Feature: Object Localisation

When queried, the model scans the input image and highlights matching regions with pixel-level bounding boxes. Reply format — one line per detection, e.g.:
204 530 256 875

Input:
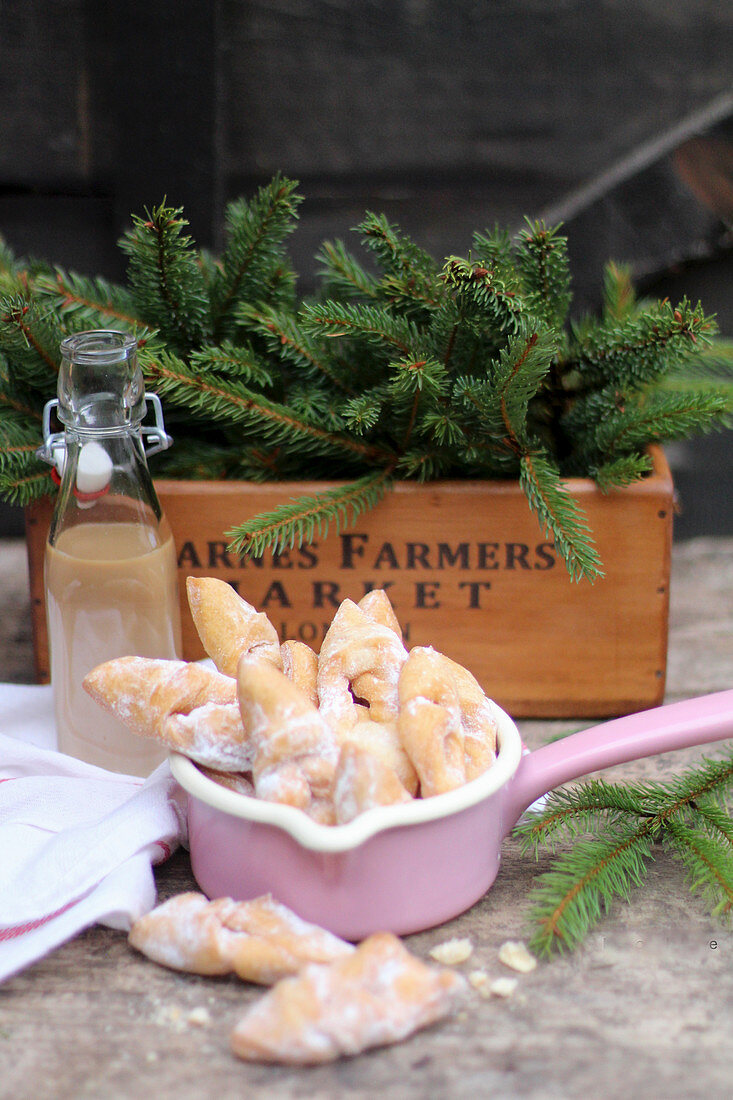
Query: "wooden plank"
89 1 223 249
223 1 733 180
0 0 88 185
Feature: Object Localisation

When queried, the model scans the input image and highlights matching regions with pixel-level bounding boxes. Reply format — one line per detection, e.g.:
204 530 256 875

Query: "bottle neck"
48 425 165 547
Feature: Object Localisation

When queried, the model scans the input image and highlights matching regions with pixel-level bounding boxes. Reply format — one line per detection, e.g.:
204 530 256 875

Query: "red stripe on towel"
0 899 79 942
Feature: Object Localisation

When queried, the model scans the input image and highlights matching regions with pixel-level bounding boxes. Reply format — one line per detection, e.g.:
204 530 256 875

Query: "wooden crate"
25 446 674 717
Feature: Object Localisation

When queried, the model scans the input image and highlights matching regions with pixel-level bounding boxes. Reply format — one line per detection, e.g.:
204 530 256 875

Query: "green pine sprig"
514 747 733 956
120 201 210 353
209 173 302 340
226 470 392 557
520 451 604 581
32 269 150 336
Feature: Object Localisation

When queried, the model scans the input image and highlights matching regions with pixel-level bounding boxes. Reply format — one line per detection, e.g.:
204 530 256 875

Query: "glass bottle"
38 330 182 776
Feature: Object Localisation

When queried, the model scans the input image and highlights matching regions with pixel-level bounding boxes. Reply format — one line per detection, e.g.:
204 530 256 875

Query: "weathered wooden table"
0 536 731 1100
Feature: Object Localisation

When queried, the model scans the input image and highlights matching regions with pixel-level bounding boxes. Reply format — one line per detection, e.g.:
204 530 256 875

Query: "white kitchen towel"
0 684 187 984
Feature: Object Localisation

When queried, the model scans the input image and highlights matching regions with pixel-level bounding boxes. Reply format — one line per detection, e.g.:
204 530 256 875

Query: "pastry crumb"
428 937 474 965
498 940 537 973
489 976 518 998
468 968 490 991
151 1003 186 1031
468 970 518 999
187 1006 212 1027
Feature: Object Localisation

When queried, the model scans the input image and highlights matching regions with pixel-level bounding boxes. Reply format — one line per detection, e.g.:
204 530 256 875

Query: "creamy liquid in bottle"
45 519 181 776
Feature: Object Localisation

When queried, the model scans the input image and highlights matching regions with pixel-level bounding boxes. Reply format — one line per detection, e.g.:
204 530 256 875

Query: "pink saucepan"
170 690 733 941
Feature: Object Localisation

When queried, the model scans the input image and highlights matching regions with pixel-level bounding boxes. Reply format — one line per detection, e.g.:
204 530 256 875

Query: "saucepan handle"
501 689 733 837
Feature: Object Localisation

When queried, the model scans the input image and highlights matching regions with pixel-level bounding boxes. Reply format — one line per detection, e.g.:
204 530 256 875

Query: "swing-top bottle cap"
58 330 146 430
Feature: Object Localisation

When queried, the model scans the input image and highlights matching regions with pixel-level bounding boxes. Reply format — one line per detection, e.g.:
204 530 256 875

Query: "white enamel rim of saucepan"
169 701 524 854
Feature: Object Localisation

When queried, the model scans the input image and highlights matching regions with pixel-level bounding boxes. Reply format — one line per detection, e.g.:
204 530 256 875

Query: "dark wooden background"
1 0 731 537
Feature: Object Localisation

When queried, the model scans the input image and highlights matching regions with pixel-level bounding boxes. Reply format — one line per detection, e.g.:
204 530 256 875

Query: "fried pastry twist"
317 598 408 731
82 656 252 771
230 931 467 1064
237 656 340 822
333 743 413 824
316 596 417 793
279 639 318 707
397 646 498 796
186 576 282 676
128 892 353 984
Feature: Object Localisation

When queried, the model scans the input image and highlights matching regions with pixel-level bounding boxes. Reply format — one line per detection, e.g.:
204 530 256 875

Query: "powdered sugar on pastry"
165 702 255 771
230 931 467 1064
129 892 353 984
219 894 353 982
280 639 318 707
334 743 413 823
399 696 466 797
340 714 418 794
186 576 282 676
358 589 403 639
129 892 234 975
237 656 340 817
317 598 408 736
83 656 254 771
397 646 497 795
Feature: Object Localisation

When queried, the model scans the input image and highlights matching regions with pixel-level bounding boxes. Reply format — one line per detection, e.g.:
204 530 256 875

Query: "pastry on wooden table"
230 931 466 1064
129 892 353 984
83 656 253 771
186 576 282 676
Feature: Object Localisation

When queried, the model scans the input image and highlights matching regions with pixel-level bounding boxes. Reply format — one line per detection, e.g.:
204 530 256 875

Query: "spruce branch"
239 303 355 394
589 451 654 493
516 778 652 851
515 746 733 955
0 465 54 505
570 297 717 390
210 174 302 339
602 261 636 323
226 470 392 557
0 178 729 580
357 213 443 319
514 219 572 330
665 820 733 919
188 342 274 388
471 225 515 272
340 391 384 435
520 451 604 582
316 238 379 301
494 324 556 445
0 296 63 386
358 211 438 284
592 391 729 457
32 269 149 334
120 201 210 353
140 348 394 467
521 825 655 956
440 255 525 337
300 300 420 357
